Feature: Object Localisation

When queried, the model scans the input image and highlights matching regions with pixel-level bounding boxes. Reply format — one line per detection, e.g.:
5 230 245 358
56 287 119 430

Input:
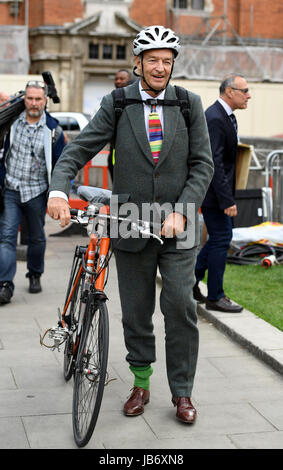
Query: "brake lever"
139 229 163 245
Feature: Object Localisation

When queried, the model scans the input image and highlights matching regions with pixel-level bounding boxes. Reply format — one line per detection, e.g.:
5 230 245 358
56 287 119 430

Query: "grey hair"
25 81 48 97
219 73 245 95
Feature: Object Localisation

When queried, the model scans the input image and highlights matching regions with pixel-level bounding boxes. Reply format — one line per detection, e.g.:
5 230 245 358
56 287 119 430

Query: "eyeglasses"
231 87 249 94
25 81 48 92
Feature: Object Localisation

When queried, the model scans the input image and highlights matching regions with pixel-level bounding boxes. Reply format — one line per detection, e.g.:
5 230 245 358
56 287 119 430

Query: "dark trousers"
195 207 232 301
115 238 199 397
0 189 47 290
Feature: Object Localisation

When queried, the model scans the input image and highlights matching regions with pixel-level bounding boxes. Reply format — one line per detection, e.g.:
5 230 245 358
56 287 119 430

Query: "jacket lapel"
215 100 238 143
157 85 179 167
124 81 154 166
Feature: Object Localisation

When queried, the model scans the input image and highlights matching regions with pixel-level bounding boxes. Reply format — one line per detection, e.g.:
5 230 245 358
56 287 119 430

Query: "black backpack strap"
111 87 126 142
174 85 191 133
111 85 191 146
111 88 143 143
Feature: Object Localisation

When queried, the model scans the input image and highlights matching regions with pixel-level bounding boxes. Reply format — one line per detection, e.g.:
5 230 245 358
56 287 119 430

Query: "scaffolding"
172 0 283 82
0 25 30 74
173 45 283 82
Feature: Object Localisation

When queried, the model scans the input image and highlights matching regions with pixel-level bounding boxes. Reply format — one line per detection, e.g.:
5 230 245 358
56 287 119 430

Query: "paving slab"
0 216 283 450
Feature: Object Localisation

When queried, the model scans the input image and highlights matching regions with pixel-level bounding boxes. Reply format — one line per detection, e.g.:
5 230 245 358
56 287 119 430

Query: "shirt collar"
139 80 166 102
218 97 233 116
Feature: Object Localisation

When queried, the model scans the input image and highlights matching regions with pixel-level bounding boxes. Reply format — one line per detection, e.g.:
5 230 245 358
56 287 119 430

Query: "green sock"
129 365 153 391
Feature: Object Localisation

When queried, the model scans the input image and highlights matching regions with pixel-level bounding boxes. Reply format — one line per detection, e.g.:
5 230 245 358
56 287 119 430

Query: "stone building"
29 8 141 115
1 0 283 113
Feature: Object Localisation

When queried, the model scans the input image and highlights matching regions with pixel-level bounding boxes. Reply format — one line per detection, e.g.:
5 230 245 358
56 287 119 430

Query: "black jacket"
202 100 238 210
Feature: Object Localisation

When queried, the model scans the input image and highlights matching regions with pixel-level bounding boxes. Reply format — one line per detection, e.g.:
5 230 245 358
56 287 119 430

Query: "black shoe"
193 283 207 303
29 275 42 294
0 283 13 304
206 296 243 313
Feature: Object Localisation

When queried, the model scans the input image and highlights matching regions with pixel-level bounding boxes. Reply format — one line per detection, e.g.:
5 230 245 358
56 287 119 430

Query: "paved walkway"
0 216 283 450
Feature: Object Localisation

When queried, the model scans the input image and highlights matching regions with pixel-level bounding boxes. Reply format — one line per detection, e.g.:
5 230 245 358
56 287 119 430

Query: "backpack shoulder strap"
111 85 191 144
112 87 126 119
111 87 126 146
174 85 191 132
111 88 144 143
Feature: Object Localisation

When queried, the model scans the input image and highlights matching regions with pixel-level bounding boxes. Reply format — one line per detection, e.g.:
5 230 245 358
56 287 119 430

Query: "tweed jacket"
49 80 214 252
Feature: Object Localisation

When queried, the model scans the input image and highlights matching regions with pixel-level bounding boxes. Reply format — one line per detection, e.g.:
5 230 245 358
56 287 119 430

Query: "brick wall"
0 0 83 27
1 0 283 40
129 0 167 28
238 0 283 39
28 0 83 27
129 0 283 40
0 2 26 25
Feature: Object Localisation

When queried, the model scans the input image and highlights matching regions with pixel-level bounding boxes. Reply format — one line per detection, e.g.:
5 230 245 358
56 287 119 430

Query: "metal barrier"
265 150 283 223
69 150 110 209
83 150 109 189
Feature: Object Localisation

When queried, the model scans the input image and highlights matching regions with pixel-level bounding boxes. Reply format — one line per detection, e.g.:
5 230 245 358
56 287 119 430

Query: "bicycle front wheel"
72 298 109 447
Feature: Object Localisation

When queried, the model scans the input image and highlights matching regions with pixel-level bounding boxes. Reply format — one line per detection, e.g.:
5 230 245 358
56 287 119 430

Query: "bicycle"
41 185 163 447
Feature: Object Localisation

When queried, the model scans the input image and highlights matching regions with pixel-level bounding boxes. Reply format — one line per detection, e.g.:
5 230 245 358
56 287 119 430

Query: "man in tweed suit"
48 26 213 424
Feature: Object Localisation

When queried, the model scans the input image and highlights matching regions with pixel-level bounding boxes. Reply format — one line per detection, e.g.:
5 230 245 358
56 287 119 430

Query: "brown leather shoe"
172 397 197 424
123 387 150 416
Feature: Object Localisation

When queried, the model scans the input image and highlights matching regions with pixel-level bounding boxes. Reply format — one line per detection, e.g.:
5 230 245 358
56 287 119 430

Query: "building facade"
1 0 283 113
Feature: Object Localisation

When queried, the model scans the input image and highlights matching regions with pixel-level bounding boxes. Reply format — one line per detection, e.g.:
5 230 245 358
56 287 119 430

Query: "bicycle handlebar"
69 200 164 245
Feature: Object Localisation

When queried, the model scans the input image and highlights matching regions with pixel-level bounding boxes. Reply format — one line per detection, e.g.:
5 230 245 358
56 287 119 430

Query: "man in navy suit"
194 74 251 312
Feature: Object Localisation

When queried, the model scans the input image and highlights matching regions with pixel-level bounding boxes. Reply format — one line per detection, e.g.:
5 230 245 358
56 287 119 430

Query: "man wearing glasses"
193 73 251 312
0 81 65 303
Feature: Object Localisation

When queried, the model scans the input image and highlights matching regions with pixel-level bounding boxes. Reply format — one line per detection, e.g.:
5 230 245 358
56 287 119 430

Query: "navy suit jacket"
202 100 238 211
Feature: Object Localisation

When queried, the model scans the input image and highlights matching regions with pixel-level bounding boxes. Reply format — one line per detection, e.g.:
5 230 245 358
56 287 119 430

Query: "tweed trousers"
115 238 199 397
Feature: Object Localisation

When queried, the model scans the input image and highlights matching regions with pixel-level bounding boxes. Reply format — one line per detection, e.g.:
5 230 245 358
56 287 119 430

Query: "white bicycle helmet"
133 25 180 57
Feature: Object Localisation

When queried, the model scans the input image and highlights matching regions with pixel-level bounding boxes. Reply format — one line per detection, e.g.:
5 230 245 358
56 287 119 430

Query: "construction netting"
0 26 30 74
173 45 283 82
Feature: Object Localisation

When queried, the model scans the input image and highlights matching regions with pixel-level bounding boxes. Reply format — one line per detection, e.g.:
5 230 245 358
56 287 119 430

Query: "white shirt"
49 80 165 201
218 97 239 142
218 97 233 116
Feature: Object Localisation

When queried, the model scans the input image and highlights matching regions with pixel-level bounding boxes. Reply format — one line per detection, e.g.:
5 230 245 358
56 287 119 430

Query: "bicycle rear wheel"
72 298 109 447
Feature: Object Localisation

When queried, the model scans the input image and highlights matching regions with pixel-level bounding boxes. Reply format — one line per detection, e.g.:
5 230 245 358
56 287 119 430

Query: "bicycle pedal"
40 325 70 352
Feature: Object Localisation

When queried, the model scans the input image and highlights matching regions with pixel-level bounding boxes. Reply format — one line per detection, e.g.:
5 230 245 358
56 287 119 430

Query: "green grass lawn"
221 264 283 331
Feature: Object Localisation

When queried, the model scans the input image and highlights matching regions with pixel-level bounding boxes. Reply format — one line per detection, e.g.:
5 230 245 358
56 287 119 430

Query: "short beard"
26 109 42 118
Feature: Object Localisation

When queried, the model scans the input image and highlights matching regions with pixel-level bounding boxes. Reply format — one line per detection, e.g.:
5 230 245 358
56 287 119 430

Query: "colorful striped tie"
149 104 163 164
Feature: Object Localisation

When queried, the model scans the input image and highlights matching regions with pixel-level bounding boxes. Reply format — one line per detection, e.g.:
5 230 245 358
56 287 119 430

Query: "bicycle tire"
72 298 109 447
63 257 84 381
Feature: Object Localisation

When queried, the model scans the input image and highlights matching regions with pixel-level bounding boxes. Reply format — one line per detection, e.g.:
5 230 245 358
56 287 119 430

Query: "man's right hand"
224 204 237 217
47 197 71 227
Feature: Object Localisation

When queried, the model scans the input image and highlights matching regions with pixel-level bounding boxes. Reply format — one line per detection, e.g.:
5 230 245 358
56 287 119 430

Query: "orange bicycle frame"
61 204 110 328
